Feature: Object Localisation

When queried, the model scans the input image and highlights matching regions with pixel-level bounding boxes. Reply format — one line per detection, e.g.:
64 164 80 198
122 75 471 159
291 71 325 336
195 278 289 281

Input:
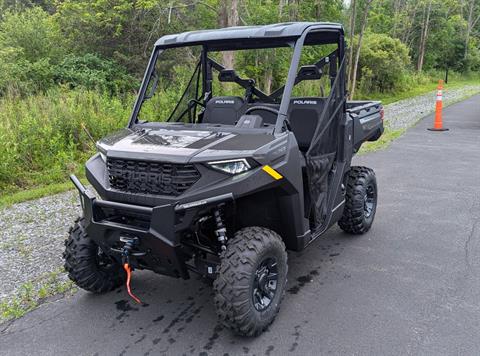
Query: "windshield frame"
128 26 344 136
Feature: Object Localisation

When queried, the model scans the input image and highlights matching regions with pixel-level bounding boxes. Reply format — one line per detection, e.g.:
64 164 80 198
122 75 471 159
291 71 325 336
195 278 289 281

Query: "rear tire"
64 217 125 293
213 227 288 336
338 166 377 234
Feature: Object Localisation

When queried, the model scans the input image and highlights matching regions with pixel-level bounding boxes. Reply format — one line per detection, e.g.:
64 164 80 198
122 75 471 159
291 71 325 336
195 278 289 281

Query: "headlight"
208 159 252 175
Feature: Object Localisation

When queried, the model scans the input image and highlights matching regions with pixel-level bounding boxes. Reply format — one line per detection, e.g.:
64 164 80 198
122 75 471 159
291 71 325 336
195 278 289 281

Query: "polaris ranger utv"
64 22 383 336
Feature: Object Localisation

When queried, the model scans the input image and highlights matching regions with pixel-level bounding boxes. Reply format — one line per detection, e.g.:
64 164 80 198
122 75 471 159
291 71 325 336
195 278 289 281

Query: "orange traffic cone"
428 80 449 131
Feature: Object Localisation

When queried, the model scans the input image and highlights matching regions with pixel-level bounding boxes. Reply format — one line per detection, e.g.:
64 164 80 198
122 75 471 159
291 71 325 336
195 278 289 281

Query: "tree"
350 0 374 99
219 0 239 68
358 33 410 92
347 0 357 92
0 6 66 94
464 0 480 60
417 0 433 71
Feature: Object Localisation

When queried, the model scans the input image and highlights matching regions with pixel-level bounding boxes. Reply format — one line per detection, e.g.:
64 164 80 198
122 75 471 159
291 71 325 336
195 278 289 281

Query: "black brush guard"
70 175 233 279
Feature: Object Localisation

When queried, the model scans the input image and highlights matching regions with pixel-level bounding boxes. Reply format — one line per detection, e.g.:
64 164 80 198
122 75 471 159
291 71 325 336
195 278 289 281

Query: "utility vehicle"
65 22 384 336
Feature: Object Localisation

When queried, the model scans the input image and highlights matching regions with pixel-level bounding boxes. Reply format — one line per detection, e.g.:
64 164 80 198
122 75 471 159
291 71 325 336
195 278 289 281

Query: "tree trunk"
417 0 432 72
289 0 299 20
264 68 273 94
416 3 427 71
392 0 402 37
219 0 239 68
263 50 273 94
401 1 419 45
350 0 373 100
347 0 357 93
279 0 288 17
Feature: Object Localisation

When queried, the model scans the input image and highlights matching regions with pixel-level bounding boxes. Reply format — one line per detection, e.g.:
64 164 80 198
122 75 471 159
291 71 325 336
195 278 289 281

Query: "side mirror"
297 65 322 81
218 69 238 82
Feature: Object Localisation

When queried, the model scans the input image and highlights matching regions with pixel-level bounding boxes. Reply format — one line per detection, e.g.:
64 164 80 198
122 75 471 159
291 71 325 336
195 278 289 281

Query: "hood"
97 127 275 163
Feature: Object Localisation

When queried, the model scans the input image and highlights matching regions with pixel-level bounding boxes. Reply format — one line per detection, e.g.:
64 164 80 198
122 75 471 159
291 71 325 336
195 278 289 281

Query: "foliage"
358 126 404 154
0 6 137 95
0 7 63 95
0 179 87 209
358 33 410 93
0 88 133 193
0 7 64 63
466 38 480 71
55 54 137 94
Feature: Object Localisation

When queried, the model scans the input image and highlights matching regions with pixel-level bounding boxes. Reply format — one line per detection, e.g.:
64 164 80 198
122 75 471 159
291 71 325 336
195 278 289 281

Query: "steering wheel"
187 99 206 122
188 99 206 108
245 106 279 116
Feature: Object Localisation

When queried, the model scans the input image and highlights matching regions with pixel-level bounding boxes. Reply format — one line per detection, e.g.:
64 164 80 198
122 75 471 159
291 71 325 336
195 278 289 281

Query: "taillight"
379 108 384 121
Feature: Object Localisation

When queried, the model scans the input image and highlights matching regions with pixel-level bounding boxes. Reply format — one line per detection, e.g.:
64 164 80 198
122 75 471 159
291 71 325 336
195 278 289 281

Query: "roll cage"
128 22 346 136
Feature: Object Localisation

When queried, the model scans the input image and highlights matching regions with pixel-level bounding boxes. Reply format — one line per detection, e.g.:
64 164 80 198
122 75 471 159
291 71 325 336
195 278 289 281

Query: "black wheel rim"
364 184 375 218
95 246 115 270
252 257 278 311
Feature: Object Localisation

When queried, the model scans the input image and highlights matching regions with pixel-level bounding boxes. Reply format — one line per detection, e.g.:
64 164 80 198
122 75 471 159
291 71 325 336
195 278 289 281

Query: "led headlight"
208 159 252 175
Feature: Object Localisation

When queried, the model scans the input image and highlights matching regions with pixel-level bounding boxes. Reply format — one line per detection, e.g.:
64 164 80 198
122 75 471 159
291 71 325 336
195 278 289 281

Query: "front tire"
338 166 377 234
63 217 125 293
213 227 288 336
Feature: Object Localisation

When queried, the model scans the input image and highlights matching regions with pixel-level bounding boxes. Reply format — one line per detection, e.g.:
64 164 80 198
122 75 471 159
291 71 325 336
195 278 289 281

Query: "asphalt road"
1 95 480 356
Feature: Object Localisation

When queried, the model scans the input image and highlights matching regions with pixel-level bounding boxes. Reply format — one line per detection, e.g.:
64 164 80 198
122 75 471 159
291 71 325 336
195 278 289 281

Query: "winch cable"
120 236 143 304
123 263 142 304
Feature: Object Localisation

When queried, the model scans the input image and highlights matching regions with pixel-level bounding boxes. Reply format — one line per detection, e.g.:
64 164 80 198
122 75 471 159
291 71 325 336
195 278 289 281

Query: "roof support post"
274 33 307 135
128 48 161 127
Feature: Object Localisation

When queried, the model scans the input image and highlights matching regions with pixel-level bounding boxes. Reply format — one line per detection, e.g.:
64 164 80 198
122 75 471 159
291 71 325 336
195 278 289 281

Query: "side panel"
347 101 384 151
236 132 311 251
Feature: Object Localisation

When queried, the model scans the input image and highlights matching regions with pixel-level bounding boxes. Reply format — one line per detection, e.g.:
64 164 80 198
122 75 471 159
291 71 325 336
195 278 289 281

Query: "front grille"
107 158 201 196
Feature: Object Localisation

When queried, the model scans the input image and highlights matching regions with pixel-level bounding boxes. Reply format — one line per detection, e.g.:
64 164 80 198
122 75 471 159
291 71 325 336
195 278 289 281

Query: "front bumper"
70 175 233 279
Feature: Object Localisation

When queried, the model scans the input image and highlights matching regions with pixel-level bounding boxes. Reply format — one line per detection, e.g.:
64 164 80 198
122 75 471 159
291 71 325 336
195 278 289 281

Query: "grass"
0 175 87 209
357 74 480 104
0 88 132 195
0 269 76 323
359 126 405 154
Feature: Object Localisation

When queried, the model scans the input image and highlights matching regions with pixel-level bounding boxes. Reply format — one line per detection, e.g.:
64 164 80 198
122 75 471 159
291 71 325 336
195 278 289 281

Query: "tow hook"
119 236 144 304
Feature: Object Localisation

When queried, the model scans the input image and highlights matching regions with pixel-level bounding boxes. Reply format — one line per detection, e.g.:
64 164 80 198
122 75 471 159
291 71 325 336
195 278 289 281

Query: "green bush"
0 7 137 96
0 7 65 63
358 33 410 93
0 7 64 95
54 53 138 94
466 39 480 72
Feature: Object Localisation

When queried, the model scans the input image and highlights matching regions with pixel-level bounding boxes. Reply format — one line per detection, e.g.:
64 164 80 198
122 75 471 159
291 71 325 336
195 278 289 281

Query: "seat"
202 96 245 125
287 97 326 152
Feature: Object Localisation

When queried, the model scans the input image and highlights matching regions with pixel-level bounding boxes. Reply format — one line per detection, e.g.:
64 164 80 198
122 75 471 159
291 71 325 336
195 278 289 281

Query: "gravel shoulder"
0 85 479 323
383 84 480 130
0 191 81 321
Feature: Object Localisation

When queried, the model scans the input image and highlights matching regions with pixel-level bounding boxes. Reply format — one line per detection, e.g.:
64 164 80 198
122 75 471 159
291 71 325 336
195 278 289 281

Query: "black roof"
154 22 344 50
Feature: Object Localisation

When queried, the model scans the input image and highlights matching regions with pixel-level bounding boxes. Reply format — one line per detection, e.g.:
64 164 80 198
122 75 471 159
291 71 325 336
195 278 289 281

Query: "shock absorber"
213 205 227 251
